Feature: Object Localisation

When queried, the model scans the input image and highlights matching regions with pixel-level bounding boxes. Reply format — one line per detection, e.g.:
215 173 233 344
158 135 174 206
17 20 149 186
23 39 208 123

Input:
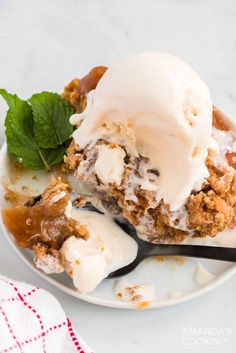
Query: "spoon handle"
143 244 236 262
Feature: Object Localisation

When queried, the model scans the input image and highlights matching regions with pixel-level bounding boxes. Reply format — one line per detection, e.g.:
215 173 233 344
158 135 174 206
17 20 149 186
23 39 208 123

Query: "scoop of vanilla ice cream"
60 208 138 293
71 53 212 211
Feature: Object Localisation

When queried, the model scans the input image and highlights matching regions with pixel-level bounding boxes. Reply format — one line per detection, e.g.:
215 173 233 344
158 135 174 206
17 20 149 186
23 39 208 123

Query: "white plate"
0 108 236 309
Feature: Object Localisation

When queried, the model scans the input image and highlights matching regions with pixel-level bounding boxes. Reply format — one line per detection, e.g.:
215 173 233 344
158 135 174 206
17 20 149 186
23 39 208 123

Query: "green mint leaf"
0 89 68 170
14 142 68 170
13 142 68 171
40 142 68 168
29 92 74 149
0 89 45 168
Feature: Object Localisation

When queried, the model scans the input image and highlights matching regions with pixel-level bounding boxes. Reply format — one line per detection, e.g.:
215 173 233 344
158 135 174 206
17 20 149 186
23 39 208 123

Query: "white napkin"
0 276 94 353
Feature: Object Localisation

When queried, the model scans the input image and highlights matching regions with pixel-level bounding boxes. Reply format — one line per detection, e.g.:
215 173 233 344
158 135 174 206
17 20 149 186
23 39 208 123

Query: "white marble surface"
0 0 236 352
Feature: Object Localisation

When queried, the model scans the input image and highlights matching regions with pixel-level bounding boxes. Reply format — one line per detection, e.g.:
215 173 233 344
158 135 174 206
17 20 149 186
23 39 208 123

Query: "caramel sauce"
212 107 229 131
2 195 71 249
63 66 107 112
79 66 107 96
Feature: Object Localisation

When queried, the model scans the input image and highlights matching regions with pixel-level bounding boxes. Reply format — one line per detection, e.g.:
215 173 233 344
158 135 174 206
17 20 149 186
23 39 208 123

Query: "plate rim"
2 219 236 310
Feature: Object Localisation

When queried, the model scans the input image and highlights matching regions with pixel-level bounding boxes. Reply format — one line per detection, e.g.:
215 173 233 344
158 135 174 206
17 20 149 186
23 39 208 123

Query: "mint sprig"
29 92 73 149
0 89 74 170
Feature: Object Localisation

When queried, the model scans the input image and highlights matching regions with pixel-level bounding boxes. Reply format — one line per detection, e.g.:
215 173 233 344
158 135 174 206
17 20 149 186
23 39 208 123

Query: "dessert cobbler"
1 53 235 295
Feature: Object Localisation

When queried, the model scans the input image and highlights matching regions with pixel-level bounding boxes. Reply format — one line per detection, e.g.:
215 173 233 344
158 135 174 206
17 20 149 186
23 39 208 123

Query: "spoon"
107 218 236 278
77 202 236 277
25 198 236 277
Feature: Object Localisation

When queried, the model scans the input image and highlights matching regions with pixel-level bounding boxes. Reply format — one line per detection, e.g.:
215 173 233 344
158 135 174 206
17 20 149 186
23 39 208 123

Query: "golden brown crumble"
187 190 233 236
63 78 86 113
153 256 187 264
72 195 87 209
187 157 236 237
136 301 151 310
64 140 81 170
42 176 70 201
153 256 166 262
33 243 62 263
68 219 89 240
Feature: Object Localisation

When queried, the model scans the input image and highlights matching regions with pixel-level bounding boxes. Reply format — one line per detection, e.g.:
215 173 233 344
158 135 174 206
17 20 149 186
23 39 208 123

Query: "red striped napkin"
0 276 94 353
